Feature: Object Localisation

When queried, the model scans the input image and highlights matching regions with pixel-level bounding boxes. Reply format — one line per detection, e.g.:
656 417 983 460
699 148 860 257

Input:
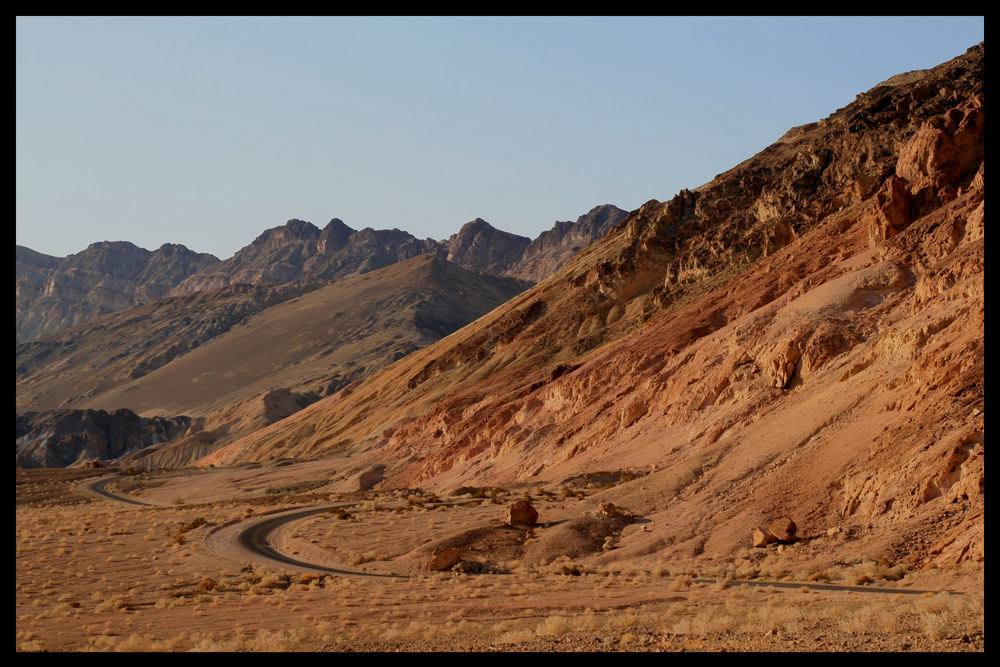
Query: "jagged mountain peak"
322 217 355 234
251 218 321 245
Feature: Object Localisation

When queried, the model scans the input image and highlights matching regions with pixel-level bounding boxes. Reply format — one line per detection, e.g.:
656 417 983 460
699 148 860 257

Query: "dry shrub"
535 615 572 637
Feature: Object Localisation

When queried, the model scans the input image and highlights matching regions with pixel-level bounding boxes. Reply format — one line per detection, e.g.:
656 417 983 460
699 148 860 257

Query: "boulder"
506 500 539 526
358 466 385 491
752 527 778 548
426 546 461 571
769 517 798 542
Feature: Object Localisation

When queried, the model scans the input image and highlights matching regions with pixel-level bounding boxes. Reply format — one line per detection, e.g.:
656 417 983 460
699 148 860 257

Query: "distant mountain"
169 218 443 294
17 206 626 343
16 255 531 466
504 205 629 282
16 241 220 343
444 218 532 276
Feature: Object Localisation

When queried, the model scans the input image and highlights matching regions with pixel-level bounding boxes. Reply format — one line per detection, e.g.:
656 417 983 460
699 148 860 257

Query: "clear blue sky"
16 16 984 260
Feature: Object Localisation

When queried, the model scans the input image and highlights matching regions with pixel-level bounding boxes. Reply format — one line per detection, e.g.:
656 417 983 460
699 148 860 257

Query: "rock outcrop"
16 241 219 343
504 205 628 282
16 408 196 468
426 546 462 571
506 500 539 526
443 218 531 276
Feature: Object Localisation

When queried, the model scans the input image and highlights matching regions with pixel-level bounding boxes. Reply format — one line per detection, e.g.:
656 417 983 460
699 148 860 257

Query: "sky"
16 16 984 260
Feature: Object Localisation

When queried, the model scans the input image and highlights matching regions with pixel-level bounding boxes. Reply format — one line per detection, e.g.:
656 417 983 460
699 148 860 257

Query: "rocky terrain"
14 43 984 655
443 218 532 276
18 208 626 344
168 219 444 295
17 256 530 466
16 408 196 468
16 241 219 343
504 204 629 282
202 44 984 572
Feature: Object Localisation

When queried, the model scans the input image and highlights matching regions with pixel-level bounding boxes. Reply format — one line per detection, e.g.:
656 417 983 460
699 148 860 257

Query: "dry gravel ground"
16 467 984 652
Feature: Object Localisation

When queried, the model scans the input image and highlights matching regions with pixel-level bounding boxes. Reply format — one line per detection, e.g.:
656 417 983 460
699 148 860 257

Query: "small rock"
602 536 617 551
426 546 461 571
507 500 539 526
598 501 620 517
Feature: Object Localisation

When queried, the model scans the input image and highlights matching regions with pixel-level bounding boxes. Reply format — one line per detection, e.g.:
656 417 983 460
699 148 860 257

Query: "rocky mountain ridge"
17 207 624 343
504 204 628 282
16 241 219 343
16 256 531 467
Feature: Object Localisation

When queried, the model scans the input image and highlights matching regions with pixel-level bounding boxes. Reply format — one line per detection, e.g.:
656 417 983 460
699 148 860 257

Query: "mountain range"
16 205 628 344
15 43 983 573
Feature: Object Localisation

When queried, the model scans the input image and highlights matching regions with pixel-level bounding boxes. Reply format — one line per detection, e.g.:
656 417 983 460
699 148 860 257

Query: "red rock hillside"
201 44 983 570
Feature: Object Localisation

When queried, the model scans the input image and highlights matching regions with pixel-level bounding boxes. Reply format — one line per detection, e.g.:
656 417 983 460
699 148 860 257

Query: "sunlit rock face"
16 241 219 343
207 44 983 571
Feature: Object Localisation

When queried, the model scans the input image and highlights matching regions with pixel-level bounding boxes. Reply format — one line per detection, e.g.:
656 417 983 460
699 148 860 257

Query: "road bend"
78 475 159 506
232 505 404 578
80 475 959 593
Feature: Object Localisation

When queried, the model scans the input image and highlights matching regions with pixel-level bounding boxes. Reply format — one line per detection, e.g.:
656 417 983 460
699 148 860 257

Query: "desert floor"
16 464 984 652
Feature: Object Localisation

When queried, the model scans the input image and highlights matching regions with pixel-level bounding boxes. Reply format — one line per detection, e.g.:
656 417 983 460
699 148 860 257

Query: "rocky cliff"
16 408 196 468
16 241 220 343
203 44 984 570
504 204 629 282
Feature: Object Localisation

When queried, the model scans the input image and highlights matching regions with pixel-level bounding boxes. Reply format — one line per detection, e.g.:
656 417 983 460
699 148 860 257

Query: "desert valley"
16 41 983 652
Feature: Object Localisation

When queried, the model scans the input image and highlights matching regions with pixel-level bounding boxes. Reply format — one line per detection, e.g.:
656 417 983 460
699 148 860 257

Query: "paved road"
78 475 159 506
231 505 403 578
83 474 960 594
692 577 945 596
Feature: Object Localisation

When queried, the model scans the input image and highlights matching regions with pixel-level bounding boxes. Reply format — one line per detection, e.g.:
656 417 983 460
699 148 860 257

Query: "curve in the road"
81 475 961 594
79 476 159 506
234 506 405 578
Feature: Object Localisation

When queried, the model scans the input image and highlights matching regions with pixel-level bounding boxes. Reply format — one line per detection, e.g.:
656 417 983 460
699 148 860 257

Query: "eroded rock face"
16 409 195 468
16 241 220 343
201 45 984 570
504 205 629 282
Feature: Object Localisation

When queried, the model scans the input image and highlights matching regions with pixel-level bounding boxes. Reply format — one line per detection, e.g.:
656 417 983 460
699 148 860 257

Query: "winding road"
81 474 958 594
79 475 159 506
214 504 404 578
